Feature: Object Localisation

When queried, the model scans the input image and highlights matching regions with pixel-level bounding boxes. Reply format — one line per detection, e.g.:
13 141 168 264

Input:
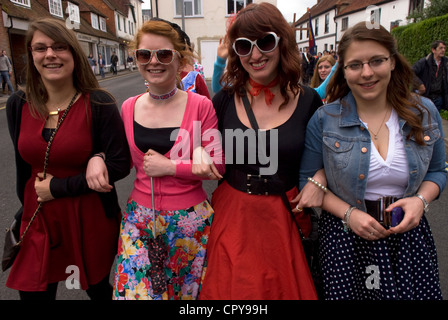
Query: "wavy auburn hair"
221 2 303 108
326 22 429 145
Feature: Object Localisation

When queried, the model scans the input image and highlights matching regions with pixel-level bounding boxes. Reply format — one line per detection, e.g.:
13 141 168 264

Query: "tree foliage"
407 0 448 22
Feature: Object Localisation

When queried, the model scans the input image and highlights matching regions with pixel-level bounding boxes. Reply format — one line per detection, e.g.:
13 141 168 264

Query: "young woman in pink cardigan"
87 20 224 300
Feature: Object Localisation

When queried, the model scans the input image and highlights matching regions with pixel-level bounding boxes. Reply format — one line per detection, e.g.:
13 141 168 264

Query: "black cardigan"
6 90 131 219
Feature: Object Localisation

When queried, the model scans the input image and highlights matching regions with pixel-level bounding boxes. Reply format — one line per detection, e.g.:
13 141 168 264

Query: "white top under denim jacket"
360 108 409 200
299 91 447 213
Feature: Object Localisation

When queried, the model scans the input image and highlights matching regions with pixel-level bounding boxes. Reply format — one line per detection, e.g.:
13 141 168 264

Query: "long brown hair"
326 22 428 144
310 55 335 88
222 2 303 109
25 18 108 118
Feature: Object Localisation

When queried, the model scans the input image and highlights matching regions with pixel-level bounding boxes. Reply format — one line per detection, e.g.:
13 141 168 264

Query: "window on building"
11 0 31 8
370 8 381 25
123 17 126 33
300 25 303 40
176 0 202 17
117 14 121 30
67 2 80 24
314 18 319 36
341 17 348 31
409 0 424 15
91 13 99 29
226 0 252 15
100 17 107 32
48 0 63 17
390 20 400 30
325 13 329 33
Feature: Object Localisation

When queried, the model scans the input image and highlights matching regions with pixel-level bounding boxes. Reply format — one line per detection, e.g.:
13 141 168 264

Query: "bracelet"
93 153 105 161
307 177 328 193
415 193 429 213
342 206 356 233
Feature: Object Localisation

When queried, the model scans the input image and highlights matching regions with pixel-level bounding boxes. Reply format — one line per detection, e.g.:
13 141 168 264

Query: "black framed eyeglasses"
343 56 391 72
134 49 181 65
232 32 281 57
30 43 70 53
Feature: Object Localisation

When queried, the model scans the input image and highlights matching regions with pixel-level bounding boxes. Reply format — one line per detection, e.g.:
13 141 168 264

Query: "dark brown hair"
326 22 428 144
222 2 302 108
25 18 109 118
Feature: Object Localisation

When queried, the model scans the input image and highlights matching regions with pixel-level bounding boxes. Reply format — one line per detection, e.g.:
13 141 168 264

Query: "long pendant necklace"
48 92 78 116
364 108 390 140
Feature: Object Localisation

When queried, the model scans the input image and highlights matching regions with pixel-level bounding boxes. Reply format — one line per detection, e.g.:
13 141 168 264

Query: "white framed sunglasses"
232 32 281 57
134 48 181 65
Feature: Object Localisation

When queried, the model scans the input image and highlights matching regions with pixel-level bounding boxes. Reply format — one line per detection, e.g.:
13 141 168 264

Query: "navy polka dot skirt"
319 211 442 300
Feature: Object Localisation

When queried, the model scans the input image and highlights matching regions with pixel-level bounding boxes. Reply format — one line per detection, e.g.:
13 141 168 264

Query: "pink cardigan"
121 91 225 210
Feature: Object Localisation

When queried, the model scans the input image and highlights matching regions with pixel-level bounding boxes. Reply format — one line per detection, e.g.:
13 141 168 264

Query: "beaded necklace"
148 86 178 100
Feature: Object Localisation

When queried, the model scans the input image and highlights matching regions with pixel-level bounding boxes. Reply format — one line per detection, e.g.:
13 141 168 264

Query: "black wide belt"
225 168 295 195
365 196 399 228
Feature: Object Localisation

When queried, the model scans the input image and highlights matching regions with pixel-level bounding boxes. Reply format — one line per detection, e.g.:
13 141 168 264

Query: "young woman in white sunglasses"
200 2 324 300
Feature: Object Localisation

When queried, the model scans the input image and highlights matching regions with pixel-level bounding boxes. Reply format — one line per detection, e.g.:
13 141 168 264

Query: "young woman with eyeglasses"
102 20 225 300
297 22 446 299
199 3 323 300
5 18 130 300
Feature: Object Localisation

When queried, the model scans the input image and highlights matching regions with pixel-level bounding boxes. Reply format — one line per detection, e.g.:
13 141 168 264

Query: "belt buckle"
379 196 395 228
246 174 269 195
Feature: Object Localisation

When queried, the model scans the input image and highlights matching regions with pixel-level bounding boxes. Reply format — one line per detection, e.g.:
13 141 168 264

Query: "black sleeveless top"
133 120 178 155
213 87 322 188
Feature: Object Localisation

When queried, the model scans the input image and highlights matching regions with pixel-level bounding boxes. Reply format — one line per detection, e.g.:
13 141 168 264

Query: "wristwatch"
415 193 429 213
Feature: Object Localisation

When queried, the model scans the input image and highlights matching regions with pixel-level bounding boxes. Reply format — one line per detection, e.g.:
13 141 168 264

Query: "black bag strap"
241 94 306 239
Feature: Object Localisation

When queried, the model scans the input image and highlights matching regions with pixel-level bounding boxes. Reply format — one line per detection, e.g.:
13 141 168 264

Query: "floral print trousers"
113 199 213 300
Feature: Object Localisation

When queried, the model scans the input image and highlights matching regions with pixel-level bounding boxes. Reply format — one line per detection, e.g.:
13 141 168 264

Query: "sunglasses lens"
136 49 151 64
234 39 253 56
257 34 277 52
156 49 174 64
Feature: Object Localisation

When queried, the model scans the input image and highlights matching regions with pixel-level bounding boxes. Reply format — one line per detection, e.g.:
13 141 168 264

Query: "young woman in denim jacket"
295 22 446 300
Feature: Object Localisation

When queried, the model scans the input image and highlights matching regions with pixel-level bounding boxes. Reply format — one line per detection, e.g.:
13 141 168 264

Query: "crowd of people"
3 1 447 301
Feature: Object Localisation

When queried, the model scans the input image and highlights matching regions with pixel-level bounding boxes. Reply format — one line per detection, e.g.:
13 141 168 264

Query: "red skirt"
200 181 317 300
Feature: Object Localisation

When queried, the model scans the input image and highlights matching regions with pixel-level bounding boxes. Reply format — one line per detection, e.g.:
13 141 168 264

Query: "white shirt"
361 109 409 200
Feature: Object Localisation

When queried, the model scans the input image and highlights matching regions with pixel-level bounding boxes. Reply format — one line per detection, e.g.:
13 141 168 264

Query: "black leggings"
19 275 112 300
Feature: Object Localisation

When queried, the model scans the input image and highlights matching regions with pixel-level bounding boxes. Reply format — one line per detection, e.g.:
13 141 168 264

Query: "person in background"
297 22 446 300
200 2 323 300
301 47 316 85
0 49 14 95
111 51 118 75
211 36 228 93
127 55 134 71
412 40 447 111
88 53 96 74
88 20 225 300
98 53 105 78
310 55 336 89
5 18 130 300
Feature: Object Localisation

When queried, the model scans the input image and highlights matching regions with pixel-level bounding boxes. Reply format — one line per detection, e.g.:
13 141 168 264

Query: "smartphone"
391 207 404 227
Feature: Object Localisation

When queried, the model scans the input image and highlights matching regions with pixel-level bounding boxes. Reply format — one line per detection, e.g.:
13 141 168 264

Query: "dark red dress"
6 98 119 292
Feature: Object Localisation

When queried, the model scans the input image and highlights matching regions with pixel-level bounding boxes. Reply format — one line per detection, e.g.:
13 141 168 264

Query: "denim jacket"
299 91 447 212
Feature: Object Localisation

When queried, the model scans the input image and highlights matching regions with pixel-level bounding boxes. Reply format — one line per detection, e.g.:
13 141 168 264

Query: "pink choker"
148 86 178 100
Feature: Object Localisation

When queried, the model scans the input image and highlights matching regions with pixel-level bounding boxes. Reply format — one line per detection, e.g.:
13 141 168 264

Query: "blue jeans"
0 71 14 94
430 96 444 111
99 66 105 78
